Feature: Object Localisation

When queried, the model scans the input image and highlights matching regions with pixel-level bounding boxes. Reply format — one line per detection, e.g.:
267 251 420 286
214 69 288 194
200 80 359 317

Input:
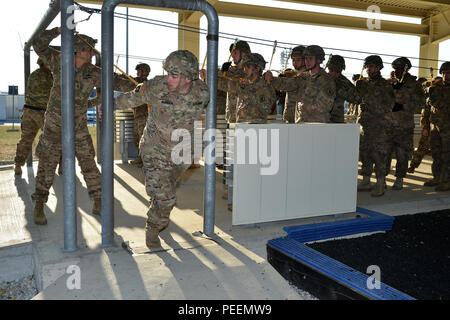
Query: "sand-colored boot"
14 165 22 176
423 177 439 187
130 157 143 168
435 182 450 192
34 201 47 225
357 176 372 192
145 226 161 249
392 177 403 190
371 176 385 197
92 198 101 216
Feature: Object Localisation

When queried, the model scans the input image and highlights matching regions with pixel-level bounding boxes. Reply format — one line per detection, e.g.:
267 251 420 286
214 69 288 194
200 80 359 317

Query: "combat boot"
371 177 385 197
435 183 450 192
423 178 439 187
130 157 143 168
92 198 101 216
34 201 47 225
145 226 161 248
357 176 372 192
14 165 22 176
392 177 403 190
407 166 415 173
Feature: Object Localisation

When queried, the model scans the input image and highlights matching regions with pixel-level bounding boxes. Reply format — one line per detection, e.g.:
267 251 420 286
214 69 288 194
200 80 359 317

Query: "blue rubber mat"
268 237 415 300
283 207 394 242
268 207 415 300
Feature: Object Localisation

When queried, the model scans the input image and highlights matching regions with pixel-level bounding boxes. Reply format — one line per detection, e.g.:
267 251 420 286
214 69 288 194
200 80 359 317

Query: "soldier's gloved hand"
199 69 207 81
221 61 232 72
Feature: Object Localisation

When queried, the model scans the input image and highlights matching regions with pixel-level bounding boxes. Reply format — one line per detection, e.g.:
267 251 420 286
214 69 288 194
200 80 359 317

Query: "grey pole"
61 0 77 252
101 1 116 247
24 0 61 167
126 7 129 75
101 0 218 247
24 53 33 167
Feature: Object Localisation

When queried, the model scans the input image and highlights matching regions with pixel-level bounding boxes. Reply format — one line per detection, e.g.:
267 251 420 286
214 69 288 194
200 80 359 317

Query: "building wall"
0 94 25 120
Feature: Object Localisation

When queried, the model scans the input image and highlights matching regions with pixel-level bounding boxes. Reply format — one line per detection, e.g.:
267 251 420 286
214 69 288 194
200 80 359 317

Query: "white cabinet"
231 123 360 225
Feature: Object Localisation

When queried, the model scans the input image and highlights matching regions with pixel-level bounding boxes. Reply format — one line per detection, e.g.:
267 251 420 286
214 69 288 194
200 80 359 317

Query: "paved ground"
0 156 449 300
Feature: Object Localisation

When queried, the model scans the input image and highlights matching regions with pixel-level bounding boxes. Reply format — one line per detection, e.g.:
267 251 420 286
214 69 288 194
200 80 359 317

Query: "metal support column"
101 0 218 247
61 0 77 252
23 0 61 167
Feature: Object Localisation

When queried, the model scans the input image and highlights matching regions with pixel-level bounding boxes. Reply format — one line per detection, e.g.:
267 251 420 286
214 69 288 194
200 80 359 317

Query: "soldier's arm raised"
269 76 299 92
114 82 148 111
32 27 61 67
112 73 137 92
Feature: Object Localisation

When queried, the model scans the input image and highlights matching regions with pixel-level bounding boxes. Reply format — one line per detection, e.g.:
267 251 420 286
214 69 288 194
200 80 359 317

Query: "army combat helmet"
74 34 97 52
392 57 412 71
136 63 151 75
303 45 326 63
229 40 251 54
439 61 450 74
291 45 306 58
364 55 384 69
242 53 266 71
327 55 346 72
163 50 199 80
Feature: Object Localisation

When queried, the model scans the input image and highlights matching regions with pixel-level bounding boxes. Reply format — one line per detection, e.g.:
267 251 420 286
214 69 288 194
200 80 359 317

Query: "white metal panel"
232 123 360 225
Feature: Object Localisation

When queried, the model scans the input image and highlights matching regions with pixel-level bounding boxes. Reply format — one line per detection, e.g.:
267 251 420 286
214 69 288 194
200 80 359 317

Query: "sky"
0 0 449 94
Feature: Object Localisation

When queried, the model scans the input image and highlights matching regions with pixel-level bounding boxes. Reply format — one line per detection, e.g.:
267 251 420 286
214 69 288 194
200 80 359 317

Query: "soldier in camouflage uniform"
264 45 336 123
407 78 434 173
326 55 362 123
384 57 426 190
279 45 307 123
130 63 151 167
211 53 276 123
31 27 136 225
14 58 53 176
346 74 363 117
423 62 450 191
221 41 251 123
115 50 210 248
355 55 396 197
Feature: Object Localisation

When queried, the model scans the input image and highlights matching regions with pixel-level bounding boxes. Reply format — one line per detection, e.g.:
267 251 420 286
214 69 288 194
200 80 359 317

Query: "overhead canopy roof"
78 0 449 42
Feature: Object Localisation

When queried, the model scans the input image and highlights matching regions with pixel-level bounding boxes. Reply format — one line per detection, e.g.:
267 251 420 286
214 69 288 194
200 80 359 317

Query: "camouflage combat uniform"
270 68 336 123
14 65 53 167
217 76 276 124
223 66 245 123
408 105 431 171
115 74 210 231
281 68 307 123
31 27 135 203
356 74 395 182
426 80 450 189
132 76 149 157
385 73 425 181
331 74 361 123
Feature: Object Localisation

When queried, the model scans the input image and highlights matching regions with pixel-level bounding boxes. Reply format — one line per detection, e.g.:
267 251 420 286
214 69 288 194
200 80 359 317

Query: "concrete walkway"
0 157 449 300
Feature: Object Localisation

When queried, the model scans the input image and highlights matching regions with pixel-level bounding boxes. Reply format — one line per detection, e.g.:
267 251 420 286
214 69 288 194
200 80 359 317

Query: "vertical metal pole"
126 7 129 75
61 0 77 252
101 1 117 247
202 3 218 237
24 51 33 167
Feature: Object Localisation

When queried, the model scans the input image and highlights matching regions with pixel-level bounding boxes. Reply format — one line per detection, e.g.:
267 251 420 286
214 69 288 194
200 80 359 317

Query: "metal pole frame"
61 0 78 252
101 0 218 247
23 0 61 167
